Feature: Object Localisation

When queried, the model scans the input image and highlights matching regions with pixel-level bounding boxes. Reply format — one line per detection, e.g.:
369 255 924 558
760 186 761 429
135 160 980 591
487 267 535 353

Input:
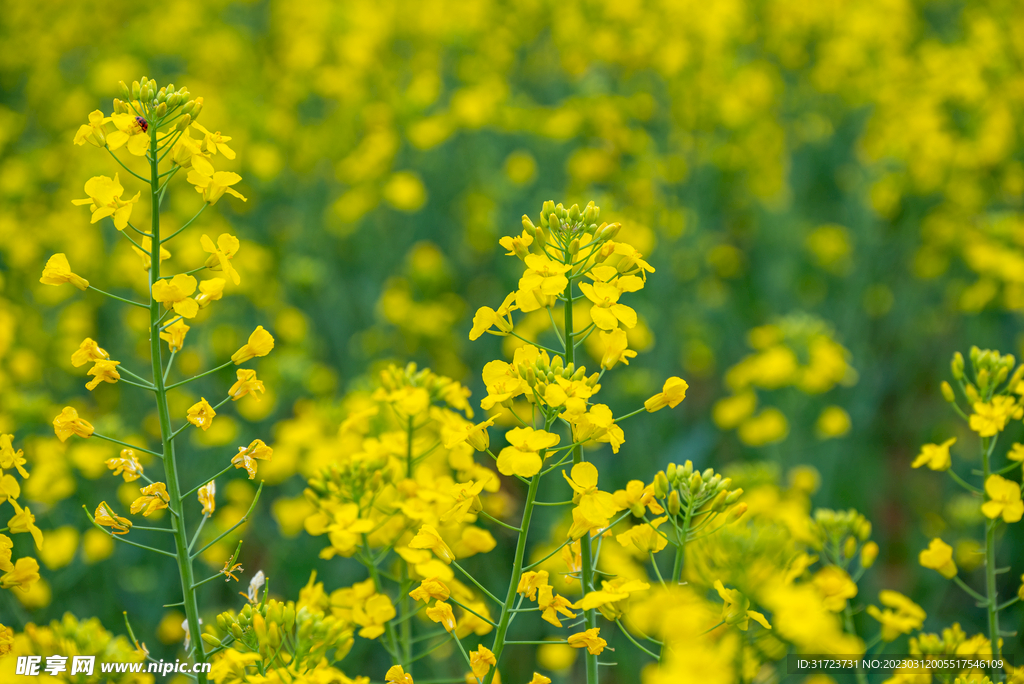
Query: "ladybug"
135 116 148 133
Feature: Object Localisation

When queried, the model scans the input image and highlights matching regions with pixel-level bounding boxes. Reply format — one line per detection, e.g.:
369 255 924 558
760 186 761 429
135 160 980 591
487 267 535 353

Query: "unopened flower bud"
168 92 182 108
548 213 559 232
157 88 167 103
666 463 677 481
860 541 879 568
952 352 964 380
155 102 168 118
176 114 192 132
689 472 702 494
941 381 955 403
584 201 598 224
965 383 980 404
654 471 669 498
977 368 990 394
709 490 728 513
568 203 581 223
201 633 221 647
112 98 125 114
230 623 244 639
541 200 555 222
970 346 981 370
131 80 141 99
725 488 743 504
598 222 621 241
568 238 580 258
727 503 747 523
667 490 680 516
571 366 586 382
680 460 694 478
844 536 857 559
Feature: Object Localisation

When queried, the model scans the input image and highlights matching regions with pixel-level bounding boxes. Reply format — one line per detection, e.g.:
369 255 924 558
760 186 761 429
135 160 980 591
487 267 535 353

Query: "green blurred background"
1 0 1023 673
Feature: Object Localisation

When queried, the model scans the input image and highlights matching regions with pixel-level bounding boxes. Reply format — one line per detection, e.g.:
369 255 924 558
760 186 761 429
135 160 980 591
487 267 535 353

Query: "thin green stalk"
483 472 542 684
146 125 208 683
842 605 868 684
88 285 148 309
980 438 1002 669
562 276 598 684
362 536 402 666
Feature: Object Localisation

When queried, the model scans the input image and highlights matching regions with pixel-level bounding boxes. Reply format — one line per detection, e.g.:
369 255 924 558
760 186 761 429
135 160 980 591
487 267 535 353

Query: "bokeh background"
2 0 1023 677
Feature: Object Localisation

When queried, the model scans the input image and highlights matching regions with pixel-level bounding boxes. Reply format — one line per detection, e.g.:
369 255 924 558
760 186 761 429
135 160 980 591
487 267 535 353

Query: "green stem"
842 605 868 684
88 285 148 309
146 125 208 684
981 437 1002 670
483 472 542 684
362 536 402 666
91 433 162 458
165 359 234 390
562 274 598 684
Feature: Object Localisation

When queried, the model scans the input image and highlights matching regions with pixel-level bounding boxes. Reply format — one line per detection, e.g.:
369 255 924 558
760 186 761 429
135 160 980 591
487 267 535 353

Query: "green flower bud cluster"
214 599 354 673
522 200 620 253
909 622 970 657
306 456 391 511
377 361 470 409
517 353 599 390
656 460 744 519
811 508 872 556
116 76 200 128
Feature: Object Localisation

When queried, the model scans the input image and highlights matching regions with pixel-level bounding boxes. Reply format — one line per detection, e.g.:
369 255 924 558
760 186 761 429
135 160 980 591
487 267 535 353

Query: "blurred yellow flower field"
1 1 1024 683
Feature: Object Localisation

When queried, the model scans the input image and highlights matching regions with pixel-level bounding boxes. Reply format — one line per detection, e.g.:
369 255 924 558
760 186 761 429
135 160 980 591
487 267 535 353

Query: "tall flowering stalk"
914 347 1024 677
44 77 274 682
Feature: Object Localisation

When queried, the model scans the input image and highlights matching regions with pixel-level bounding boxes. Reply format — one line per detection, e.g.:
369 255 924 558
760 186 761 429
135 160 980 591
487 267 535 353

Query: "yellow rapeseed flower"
159 319 190 353
94 501 132 535
426 600 457 632
186 398 217 431
229 369 265 401
0 557 40 591
231 439 273 480
969 396 1022 437
71 338 109 367
919 538 958 578
105 450 144 482
644 376 689 412
71 173 141 230
470 645 497 678
496 427 559 478
567 628 607 655
198 481 216 515
152 274 199 319
85 359 120 390
187 169 247 204
981 474 1023 523
912 438 956 471
130 482 170 517
40 253 89 290
385 665 414 684
866 590 925 641
409 577 450 603
73 110 110 147
200 233 241 285
7 500 44 548
232 326 275 364
52 407 94 442
408 524 455 564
